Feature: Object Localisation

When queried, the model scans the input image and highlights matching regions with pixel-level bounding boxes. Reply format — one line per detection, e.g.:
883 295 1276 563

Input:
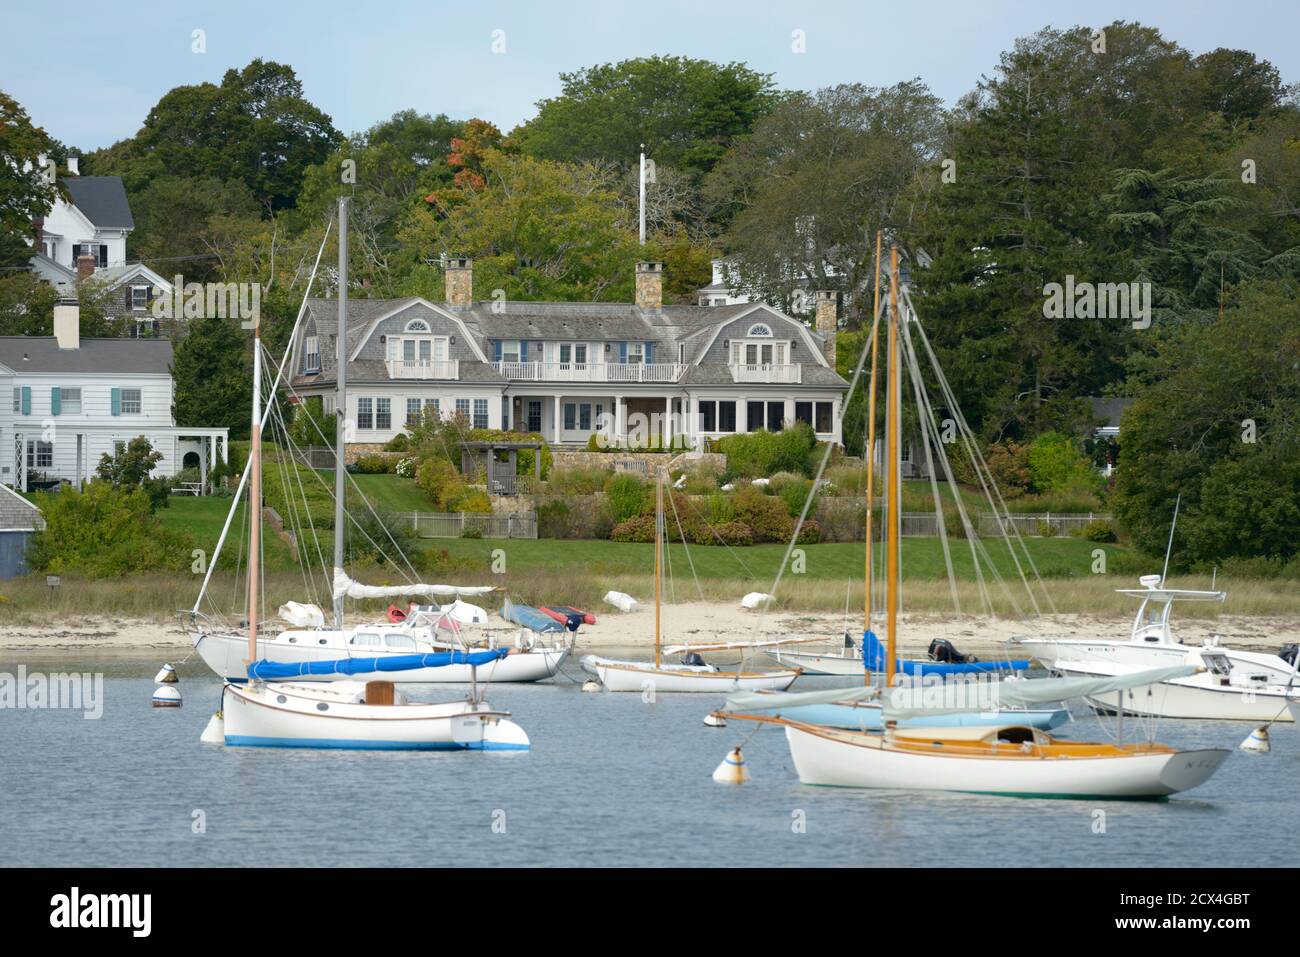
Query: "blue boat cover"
501 603 564 633
247 649 509 680
862 630 1029 675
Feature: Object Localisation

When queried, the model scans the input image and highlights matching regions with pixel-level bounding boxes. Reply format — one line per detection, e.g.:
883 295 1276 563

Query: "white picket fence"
395 511 538 540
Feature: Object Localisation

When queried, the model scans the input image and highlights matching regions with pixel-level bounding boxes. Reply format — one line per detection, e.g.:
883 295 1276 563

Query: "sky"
4 0 1299 152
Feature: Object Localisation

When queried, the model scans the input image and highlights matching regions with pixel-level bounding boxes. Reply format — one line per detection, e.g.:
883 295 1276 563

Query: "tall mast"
246 320 262 667
654 469 663 667
885 245 901 689
864 230 883 685
332 197 349 629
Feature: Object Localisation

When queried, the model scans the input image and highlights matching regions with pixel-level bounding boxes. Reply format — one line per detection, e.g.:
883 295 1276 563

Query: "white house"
28 162 174 336
290 259 848 452
0 299 227 492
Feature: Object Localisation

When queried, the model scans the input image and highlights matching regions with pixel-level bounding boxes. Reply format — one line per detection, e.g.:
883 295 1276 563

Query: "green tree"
0 90 62 266
95 436 169 511
513 56 777 178
172 315 253 440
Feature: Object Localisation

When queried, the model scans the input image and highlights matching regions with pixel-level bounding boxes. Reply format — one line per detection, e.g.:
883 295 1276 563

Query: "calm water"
2 650 1297 867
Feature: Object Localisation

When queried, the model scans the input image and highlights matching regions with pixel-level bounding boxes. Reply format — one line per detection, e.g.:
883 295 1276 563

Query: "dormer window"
405 319 431 333
747 323 773 337
131 286 148 310
304 335 320 372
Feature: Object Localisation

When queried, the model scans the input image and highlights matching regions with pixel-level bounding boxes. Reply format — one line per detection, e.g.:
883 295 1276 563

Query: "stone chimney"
815 291 837 367
53 297 80 350
76 253 96 282
635 261 663 309
67 155 80 176
445 256 473 306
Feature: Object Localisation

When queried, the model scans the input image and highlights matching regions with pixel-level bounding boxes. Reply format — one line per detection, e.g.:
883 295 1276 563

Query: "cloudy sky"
5 0 1297 151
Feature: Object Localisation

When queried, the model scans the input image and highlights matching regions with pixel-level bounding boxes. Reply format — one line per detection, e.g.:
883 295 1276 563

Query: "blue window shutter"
492 340 502 362
619 342 627 363
645 342 654 365
520 341 529 362
50 386 60 416
111 387 121 416
21 386 31 415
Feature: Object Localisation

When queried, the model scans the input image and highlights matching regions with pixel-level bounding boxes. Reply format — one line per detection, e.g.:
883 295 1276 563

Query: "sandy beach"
2 603 1297 659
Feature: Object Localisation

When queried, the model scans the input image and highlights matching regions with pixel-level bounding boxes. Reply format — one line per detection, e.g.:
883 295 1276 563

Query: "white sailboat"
185 201 567 685
581 472 801 693
203 198 529 751
1010 576 1298 721
726 245 1231 798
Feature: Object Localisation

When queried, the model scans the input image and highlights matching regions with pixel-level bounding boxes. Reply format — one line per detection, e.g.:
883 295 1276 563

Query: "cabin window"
350 633 382 647
384 634 417 649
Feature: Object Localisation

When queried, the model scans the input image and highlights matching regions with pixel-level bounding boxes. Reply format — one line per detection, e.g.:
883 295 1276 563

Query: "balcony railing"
386 358 460 380
492 361 684 383
730 363 802 383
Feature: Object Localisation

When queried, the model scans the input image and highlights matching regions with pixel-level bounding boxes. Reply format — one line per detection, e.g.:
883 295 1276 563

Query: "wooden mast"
864 230 883 685
246 320 262 668
654 469 663 668
885 245 900 689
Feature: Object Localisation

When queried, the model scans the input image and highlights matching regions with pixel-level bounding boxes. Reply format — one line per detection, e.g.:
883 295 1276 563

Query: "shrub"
611 514 657 543
395 457 415 478
452 488 493 513
26 484 195 577
823 463 871 497
713 521 754 546
732 485 794 542
345 509 419 566
384 433 409 452
1027 432 1098 497
1077 518 1118 543
547 466 608 495
416 458 465 511
1035 519 1059 538
288 397 336 448
605 472 651 523
537 499 572 538
777 479 816 518
353 453 397 474
713 422 819 478
95 436 169 511
981 440 1033 497
461 525 483 539
795 518 822 544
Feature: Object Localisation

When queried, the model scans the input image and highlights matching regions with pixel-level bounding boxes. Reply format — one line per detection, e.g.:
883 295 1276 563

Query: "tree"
706 80 944 321
126 175 260 279
1112 280 1300 565
86 60 340 211
172 315 253 440
0 91 62 266
96 436 169 511
513 56 777 178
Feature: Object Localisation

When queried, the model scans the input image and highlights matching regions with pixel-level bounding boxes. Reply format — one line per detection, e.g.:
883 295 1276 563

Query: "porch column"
552 395 562 443
663 395 673 448
738 395 748 433
199 437 209 493
615 395 625 444
784 398 795 431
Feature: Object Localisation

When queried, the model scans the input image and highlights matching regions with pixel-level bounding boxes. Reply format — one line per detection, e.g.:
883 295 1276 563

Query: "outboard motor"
1280 643 1298 667
928 637 974 664
682 652 707 667
843 632 856 650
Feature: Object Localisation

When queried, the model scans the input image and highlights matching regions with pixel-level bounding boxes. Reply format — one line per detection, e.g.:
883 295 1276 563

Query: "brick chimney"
53 297 80 350
815 291 837 367
76 253 96 282
635 261 663 309
445 256 473 306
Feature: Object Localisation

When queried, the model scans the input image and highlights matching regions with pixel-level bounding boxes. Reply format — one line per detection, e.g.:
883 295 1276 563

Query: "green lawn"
426 536 1126 582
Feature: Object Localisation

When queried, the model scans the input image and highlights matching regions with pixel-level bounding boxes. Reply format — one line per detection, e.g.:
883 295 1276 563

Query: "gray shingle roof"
0 484 44 531
0 337 172 374
63 177 134 229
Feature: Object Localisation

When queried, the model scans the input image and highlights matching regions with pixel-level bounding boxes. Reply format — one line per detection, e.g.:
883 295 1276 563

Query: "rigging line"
901 322 960 616
267 377 330 609
758 307 880 625
193 215 334 615
263 384 315 605
667 485 706 602
265 350 423 585
904 295 1041 616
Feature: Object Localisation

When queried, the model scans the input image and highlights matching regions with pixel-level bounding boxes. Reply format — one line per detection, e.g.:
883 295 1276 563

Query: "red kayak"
386 603 410 623
540 605 596 627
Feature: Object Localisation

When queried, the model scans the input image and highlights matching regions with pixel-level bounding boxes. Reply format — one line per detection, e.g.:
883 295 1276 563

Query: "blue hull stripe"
224 735 528 751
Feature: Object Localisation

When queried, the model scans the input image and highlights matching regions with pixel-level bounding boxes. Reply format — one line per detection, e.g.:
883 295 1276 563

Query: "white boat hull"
784 723 1229 798
221 682 529 750
768 649 864 676
582 655 800 693
194 629 568 683
1048 662 1296 722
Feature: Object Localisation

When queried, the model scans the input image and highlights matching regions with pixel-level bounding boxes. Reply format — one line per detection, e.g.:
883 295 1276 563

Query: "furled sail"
881 664 1201 719
248 649 510 680
332 568 497 602
722 686 878 713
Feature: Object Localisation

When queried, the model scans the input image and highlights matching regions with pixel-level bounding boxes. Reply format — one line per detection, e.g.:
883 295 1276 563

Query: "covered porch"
506 391 687 449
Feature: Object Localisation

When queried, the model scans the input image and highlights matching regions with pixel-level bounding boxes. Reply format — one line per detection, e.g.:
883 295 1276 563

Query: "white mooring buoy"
154 663 178 684
712 746 750 784
703 712 727 728
1240 726 1271 753
581 679 602 693
200 712 225 744
152 685 182 708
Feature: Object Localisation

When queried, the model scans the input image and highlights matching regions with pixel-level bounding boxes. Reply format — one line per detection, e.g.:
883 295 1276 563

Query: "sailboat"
185 201 568 685
580 471 802 692
725 245 1230 798
201 198 529 751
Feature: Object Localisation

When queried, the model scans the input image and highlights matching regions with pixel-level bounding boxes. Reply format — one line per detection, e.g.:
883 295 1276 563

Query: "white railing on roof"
386 358 460 380
491 361 683 383
729 363 802 383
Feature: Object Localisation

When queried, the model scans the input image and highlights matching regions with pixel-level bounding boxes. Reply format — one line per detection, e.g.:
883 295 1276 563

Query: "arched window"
747 323 772 337
405 318 431 333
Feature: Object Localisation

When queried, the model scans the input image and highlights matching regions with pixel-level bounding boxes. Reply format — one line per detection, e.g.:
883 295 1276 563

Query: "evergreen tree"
172 315 252 440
